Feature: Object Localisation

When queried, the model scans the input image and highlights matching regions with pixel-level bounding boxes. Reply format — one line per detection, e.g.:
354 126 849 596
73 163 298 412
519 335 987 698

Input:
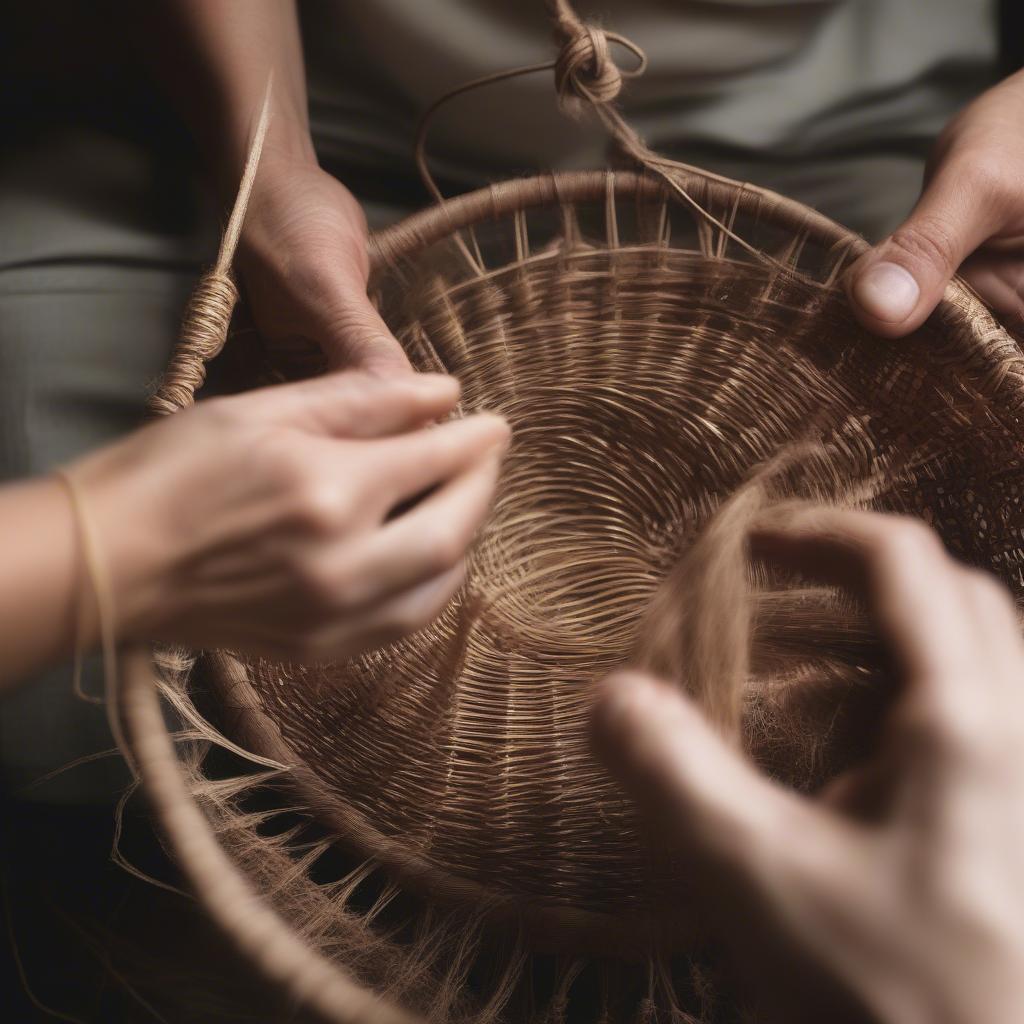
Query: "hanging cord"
149 76 274 417
414 0 788 270
412 36 646 208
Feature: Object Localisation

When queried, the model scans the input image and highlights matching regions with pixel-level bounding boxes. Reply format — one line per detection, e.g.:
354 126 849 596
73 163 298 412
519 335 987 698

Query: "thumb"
323 278 414 376
591 671 802 872
846 161 1000 338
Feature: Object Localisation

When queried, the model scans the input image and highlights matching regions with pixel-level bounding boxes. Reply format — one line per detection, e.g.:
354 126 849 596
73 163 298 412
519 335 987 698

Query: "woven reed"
205 172 1024 924
121 4 1024 1022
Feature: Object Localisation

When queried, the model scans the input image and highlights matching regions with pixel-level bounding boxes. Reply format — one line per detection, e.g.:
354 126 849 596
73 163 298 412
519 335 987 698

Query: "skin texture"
594 509 1024 1024
148 0 408 372
0 372 508 690
236 155 410 373
847 69 1024 338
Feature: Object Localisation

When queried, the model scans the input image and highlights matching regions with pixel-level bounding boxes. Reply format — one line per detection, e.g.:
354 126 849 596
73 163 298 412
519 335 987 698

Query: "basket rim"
134 166 1024 988
367 168 869 271
193 169 1021 952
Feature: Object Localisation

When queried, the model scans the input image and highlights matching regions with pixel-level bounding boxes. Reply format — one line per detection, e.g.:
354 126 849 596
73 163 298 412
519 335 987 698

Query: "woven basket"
121 5 1024 1023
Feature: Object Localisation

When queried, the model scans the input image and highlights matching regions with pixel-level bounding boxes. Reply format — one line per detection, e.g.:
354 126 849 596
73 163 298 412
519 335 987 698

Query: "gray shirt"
302 0 998 237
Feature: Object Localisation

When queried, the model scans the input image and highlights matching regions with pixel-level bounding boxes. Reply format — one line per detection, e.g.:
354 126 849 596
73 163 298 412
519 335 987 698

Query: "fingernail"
475 413 511 445
414 375 461 401
853 262 920 323
413 372 458 390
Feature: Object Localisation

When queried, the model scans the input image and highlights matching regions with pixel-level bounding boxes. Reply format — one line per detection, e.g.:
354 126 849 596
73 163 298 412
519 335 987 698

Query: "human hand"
237 151 412 374
847 70 1024 338
71 372 508 661
594 509 1024 1024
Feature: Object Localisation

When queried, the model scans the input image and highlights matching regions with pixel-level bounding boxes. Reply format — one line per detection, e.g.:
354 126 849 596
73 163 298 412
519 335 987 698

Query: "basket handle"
411 20 645 210
408 0 790 273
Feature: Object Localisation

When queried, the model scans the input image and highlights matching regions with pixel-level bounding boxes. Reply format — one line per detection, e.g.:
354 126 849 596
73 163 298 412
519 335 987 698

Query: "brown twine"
148 77 273 417
546 0 632 105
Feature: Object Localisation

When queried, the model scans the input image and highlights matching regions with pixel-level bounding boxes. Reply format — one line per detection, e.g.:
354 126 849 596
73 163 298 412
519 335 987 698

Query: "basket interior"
211 178 1024 936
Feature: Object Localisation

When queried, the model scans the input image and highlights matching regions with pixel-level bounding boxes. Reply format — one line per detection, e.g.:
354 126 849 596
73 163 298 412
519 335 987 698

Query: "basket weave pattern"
120 7 1024 1018
213 177 1024 937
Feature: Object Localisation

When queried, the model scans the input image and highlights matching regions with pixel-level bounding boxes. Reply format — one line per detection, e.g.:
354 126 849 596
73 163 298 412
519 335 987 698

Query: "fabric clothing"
0 126 214 801
303 0 998 238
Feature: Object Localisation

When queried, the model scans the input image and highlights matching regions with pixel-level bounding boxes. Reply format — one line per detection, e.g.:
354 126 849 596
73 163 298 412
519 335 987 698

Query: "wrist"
67 439 180 645
238 157 370 264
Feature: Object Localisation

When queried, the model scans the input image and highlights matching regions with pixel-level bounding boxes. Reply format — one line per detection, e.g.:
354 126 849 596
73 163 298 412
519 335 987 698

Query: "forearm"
0 439 171 693
145 0 316 197
0 477 86 691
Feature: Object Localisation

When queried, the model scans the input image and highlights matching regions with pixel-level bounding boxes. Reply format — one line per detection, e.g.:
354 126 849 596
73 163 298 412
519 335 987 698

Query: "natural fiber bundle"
118 3 1024 1022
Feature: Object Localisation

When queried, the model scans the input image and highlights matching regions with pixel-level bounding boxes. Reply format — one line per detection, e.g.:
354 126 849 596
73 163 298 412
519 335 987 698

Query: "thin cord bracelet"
53 467 136 777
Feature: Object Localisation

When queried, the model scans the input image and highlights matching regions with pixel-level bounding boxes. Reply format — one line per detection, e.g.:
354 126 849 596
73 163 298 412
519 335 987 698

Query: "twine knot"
554 22 624 104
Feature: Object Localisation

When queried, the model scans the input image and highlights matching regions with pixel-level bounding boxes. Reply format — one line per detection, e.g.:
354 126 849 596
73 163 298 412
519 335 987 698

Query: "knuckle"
869 517 943 567
888 215 960 275
292 479 350 536
257 440 309 491
959 154 1015 209
333 373 392 416
960 566 1014 613
420 521 468 571
306 373 390 425
293 552 376 617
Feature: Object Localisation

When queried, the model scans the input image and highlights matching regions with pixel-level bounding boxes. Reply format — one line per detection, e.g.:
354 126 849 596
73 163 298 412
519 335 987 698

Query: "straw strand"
149 76 273 417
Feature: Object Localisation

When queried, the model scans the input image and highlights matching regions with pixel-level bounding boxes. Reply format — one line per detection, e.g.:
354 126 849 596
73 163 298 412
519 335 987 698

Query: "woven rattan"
195 166 1024 920
119 4 1024 1022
